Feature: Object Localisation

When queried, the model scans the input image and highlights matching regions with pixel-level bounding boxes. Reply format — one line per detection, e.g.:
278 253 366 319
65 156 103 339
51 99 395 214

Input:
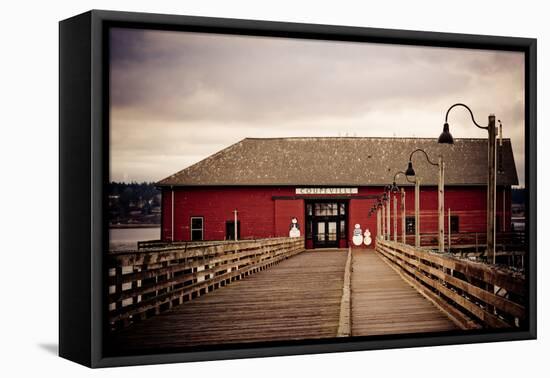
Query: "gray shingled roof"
157 137 518 187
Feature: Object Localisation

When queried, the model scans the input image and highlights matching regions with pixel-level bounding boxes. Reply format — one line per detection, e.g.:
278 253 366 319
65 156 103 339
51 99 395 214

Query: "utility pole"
487 115 497 264
448 208 452 253
438 157 445 253
386 193 391 241
377 208 381 241
401 188 406 244
393 193 397 242
233 209 238 241
415 178 420 248
171 187 175 242
382 201 386 240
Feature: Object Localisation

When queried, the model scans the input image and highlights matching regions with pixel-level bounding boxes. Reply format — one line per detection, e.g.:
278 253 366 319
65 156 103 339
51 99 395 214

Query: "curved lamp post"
439 103 497 263
375 199 383 241
406 148 445 253
383 185 392 241
390 171 415 244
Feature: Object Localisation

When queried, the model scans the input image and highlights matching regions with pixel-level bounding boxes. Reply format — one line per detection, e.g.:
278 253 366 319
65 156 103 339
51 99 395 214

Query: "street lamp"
391 171 415 244
406 148 445 253
440 103 497 263
383 185 392 241
375 198 383 241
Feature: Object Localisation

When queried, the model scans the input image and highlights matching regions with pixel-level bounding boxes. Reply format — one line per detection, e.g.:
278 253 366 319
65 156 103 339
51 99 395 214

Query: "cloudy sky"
109 28 525 186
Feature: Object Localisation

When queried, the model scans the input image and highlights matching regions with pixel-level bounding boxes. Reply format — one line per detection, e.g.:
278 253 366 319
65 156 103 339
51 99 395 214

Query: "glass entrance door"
314 220 338 248
306 200 348 249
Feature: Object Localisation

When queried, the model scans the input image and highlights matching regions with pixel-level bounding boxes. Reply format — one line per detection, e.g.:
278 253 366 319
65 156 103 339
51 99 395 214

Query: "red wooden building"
157 138 518 249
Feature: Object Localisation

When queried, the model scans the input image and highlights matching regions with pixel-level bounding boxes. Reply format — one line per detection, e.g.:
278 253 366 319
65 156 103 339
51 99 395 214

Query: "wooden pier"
107 237 526 354
352 250 457 336
110 250 347 353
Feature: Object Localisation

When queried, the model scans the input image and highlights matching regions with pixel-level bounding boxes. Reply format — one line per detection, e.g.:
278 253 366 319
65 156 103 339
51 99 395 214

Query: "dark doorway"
306 201 347 248
225 220 240 240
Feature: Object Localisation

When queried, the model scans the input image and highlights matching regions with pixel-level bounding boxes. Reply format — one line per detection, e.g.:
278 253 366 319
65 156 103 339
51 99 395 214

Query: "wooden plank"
108 238 304 325
108 250 348 352
375 250 480 330
377 244 526 320
382 240 525 296
109 248 299 301
377 246 511 328
110 237 301 266
336 248 352 337
109 248 302 323
351 250 458 336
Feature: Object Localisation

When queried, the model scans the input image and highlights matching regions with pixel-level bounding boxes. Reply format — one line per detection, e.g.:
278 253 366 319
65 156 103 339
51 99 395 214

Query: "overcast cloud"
109 28 525 186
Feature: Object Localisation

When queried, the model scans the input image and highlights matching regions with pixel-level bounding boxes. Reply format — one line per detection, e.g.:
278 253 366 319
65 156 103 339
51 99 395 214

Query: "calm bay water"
109 227 161 251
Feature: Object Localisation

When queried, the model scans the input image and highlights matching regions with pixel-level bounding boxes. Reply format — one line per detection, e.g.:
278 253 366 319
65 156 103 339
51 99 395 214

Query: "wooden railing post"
108 237 305 330
375 239 526 330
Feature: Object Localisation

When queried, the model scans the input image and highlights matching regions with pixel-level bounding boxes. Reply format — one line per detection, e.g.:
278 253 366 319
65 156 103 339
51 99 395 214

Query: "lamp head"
438 122 454 144
405 161 416 177
391 181 399 192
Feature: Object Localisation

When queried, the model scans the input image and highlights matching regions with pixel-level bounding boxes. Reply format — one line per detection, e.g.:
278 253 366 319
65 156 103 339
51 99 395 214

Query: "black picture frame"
59 9 537 368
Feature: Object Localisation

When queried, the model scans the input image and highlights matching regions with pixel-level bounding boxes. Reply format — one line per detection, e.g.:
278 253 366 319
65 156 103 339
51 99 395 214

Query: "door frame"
305 200 348 249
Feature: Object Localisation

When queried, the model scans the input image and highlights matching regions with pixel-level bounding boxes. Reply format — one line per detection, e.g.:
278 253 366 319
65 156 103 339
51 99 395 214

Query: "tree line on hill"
109 182 161 226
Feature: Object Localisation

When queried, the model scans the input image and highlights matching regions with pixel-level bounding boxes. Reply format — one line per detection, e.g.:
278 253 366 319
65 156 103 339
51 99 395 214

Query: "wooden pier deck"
108 247 466 354
351 250 458 336
110 250 348 353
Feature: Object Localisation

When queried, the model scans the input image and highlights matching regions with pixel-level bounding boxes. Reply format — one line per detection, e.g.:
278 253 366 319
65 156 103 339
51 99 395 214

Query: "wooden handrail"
375 239 526 330
108 237 305 330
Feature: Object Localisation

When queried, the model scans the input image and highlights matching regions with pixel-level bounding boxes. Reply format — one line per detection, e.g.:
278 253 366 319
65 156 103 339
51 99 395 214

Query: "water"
109 227 161 251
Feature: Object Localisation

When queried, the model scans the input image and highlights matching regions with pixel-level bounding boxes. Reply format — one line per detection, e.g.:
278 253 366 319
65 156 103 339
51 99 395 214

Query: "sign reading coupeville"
296 187 359 195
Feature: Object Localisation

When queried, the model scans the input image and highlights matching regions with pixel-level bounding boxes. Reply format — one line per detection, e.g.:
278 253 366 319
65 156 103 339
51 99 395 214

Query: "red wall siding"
274 199 305 237
160 185 512 245
161 186 296 241
349 198 378 249
161 188 173 241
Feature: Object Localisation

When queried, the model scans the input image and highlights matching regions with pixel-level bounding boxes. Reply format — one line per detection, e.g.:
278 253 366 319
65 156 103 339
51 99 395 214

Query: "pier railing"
108 237 304 330
376 239 526 330
404 231 526 251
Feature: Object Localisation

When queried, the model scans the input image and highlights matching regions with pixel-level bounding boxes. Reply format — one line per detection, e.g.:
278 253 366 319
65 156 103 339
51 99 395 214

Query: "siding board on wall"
161 185 511 245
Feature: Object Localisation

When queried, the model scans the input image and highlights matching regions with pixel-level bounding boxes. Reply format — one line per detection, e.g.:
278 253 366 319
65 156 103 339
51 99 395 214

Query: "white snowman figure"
363 229 372 246
352 224 363 246
289 217 301 238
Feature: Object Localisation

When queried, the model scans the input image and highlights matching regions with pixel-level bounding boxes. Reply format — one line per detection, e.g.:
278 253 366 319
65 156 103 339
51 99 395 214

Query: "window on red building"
451 216 459 233
406 216 415 235
190 217 204 241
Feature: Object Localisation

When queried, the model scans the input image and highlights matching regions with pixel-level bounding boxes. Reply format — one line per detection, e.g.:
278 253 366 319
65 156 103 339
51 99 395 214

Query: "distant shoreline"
109 224 160 229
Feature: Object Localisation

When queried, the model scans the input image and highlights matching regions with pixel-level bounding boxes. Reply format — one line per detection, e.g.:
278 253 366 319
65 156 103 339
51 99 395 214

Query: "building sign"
295 187 358 195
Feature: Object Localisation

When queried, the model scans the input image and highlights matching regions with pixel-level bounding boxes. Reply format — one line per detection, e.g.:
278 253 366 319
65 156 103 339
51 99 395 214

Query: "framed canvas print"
59 10 537 368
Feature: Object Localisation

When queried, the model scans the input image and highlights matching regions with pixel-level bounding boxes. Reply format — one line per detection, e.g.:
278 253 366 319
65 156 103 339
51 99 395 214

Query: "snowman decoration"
352 224 363 246
363 229 372 246
289 217 301 238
